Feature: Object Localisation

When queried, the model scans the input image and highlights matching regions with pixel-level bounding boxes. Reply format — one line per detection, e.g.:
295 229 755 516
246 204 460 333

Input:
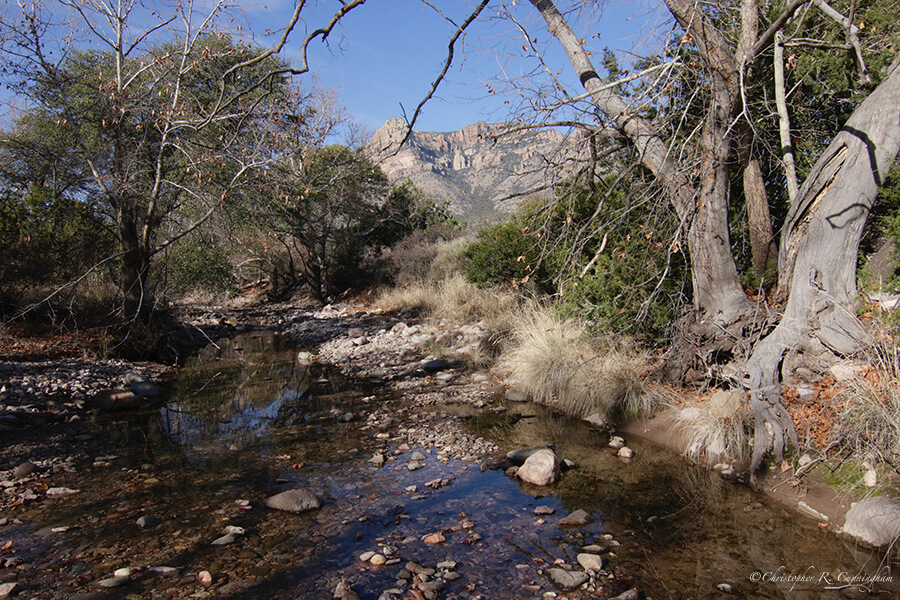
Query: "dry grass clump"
678 390 751 461
500 305 655 421
377 274 520 326
831 336 900 464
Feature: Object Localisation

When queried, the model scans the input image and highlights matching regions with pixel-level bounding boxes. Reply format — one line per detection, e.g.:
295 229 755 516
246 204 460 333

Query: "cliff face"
365 118 574 219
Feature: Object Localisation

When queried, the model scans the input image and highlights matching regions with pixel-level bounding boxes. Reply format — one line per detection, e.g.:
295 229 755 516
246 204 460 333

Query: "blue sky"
253 0 662 134
0 0 662 135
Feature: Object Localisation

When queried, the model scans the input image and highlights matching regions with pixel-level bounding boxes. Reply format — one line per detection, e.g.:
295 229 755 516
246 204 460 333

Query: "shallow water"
13 331 897 599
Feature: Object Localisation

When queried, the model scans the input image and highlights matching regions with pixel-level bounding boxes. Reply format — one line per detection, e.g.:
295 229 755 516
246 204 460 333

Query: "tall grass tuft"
501 305 655 420
832 334 900 464
678 391 752 461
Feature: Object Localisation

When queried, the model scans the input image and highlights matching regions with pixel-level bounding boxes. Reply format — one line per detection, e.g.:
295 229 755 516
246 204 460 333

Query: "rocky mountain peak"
365 119 579 219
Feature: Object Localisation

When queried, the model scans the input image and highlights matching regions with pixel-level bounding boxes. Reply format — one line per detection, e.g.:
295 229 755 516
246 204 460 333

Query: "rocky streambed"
0 302 895 599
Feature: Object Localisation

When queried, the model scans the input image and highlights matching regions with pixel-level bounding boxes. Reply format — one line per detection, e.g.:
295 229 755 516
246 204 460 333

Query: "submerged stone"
546 568 589 591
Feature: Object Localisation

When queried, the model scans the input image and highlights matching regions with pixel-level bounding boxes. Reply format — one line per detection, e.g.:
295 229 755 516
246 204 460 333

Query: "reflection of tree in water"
93 407 182 465
161 331 349 451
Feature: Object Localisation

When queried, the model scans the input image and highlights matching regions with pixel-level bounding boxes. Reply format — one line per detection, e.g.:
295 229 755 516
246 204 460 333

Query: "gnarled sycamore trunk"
747 57 900 475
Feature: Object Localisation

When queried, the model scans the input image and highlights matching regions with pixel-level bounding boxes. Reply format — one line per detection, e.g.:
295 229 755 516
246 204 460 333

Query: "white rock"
576 552 604 571
516 449 560 486
617 446 634 459
608 436 626 449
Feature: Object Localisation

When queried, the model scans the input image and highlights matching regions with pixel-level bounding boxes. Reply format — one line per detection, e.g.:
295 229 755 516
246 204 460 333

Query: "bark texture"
748 58 900 474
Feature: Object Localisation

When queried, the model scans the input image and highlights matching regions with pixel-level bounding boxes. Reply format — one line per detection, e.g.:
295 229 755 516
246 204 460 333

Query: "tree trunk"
747 56 900 476
530 0 751 325
119 208 153 322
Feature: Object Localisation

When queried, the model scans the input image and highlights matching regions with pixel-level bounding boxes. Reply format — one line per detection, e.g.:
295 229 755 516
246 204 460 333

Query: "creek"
8 330 897 600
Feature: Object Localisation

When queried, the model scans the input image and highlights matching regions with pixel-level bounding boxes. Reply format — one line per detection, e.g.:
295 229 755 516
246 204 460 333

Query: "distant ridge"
365 118 578 219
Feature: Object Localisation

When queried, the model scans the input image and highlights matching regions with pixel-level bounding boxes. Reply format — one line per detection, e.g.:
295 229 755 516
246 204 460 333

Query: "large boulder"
842 496 900 546
265 488 323 513
516 449 560 486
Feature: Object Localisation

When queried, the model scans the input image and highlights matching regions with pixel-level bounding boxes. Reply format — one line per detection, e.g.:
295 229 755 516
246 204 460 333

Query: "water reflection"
472 403 898 599
161 331 346 459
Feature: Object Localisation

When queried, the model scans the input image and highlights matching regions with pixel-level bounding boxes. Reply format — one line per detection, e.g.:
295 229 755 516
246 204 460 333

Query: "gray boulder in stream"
265 488 323 513
842 496 900 546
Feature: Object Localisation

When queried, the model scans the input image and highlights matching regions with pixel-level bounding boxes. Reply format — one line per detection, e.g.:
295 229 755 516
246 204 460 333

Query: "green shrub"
168 242 233 293
462 220 547 289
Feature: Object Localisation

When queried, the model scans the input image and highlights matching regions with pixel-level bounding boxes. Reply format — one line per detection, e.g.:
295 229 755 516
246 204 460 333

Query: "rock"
92 389 140 411
423 532 446 544
334 578 362 600
129 381 159 398
506 447 552 466
297 351 315 365
583 413 607 427
610 589 640 600
211 533 238 545
546 568 589 591
136 515 160 528
617 446 634 459
347 327 366 338
0 583 21 598
843 496 900 546
265 488 322 513
46 487 79 495
369 453 386 467
608 436 626 449
504 388 529 402
864 469 878 487
407 461 424 472
423 359 450 372
94 577 128 588
577 553 604 571
123 372 149 385
12 462 37 479
410 451 427 461
558 509 592 527
369 553 387 566
716 583 736 593
534 506 556 516
113 567 134 578
198 571 213 586
516 449 560 486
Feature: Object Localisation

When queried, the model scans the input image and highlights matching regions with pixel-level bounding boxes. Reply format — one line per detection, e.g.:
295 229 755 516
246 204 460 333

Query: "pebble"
576 553 604 571
558 510 592 527
136 515 160 528
12 462 37 479
0 583 21 598
546 568 589 591
423 532 446 545
94 577 128 588
617 446 634 459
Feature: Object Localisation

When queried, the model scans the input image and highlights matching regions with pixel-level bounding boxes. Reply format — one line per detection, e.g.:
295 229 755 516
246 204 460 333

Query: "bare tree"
0 0 366 320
